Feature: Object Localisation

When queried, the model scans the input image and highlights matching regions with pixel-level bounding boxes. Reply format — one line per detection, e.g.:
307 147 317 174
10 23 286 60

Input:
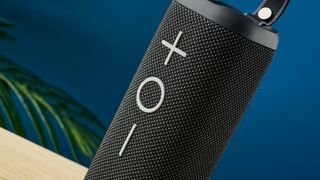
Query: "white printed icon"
120 31 187 157
162 31 187 66
119 124 137 157
136 77 165 113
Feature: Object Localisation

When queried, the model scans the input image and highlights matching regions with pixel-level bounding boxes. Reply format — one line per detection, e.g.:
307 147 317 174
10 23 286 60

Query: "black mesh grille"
85 1 275 179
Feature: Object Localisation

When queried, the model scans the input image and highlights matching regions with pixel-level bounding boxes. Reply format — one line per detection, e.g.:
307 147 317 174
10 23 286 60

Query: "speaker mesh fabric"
85 1 275 179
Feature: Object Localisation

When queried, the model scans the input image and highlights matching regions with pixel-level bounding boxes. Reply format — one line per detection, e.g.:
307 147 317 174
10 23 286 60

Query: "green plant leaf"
64 117 102 159
14 83 48 147
0 55 106 163
0 104 7 129
0 17 16 42
0 71 48 147
0 30 16 42
32 92 81 162
0 81 25 136
0 17 13 28
66 118 94 158
39 106 61 153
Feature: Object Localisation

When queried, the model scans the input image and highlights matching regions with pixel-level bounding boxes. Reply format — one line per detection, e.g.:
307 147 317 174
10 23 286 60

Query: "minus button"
119 124 137 157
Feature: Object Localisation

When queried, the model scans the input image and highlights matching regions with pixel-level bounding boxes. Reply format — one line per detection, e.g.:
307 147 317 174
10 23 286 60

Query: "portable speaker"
85 0 290 179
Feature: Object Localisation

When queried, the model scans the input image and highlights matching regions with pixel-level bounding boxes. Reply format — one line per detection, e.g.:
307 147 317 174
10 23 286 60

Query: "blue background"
1 0 320 179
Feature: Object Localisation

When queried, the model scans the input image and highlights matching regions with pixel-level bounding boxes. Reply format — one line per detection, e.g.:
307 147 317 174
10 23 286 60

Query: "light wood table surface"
0 128 88 180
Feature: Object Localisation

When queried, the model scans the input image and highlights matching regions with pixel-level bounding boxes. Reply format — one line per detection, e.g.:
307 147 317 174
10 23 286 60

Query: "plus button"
161 31 187 66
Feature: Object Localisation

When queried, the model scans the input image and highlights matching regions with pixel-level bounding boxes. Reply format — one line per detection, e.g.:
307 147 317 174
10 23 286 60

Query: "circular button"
258 7 273 20
136 77 165 113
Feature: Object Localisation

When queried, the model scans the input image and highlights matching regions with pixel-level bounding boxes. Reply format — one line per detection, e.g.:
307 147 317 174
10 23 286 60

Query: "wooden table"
0 128 88 180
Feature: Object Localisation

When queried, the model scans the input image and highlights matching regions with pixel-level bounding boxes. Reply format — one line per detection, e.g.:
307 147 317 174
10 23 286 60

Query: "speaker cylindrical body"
86 0 281 179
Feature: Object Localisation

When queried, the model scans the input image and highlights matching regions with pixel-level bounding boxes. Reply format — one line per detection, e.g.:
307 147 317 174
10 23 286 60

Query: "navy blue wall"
1 0 319 179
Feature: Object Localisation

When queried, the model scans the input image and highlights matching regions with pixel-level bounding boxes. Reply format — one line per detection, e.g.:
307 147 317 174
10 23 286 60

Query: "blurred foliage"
0 16 106 163
0 17 16 41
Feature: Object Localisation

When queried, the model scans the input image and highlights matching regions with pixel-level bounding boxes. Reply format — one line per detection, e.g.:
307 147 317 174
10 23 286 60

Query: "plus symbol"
161 31 187 66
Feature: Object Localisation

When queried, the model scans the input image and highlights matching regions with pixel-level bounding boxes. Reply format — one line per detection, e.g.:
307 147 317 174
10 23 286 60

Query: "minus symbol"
119 124 137 157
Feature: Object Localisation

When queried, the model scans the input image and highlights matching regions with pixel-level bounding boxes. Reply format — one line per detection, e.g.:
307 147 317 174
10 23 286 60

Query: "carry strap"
250 0 290 26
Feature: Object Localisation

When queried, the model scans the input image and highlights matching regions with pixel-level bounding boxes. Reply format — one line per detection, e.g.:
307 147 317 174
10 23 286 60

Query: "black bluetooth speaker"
85 0 290 179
